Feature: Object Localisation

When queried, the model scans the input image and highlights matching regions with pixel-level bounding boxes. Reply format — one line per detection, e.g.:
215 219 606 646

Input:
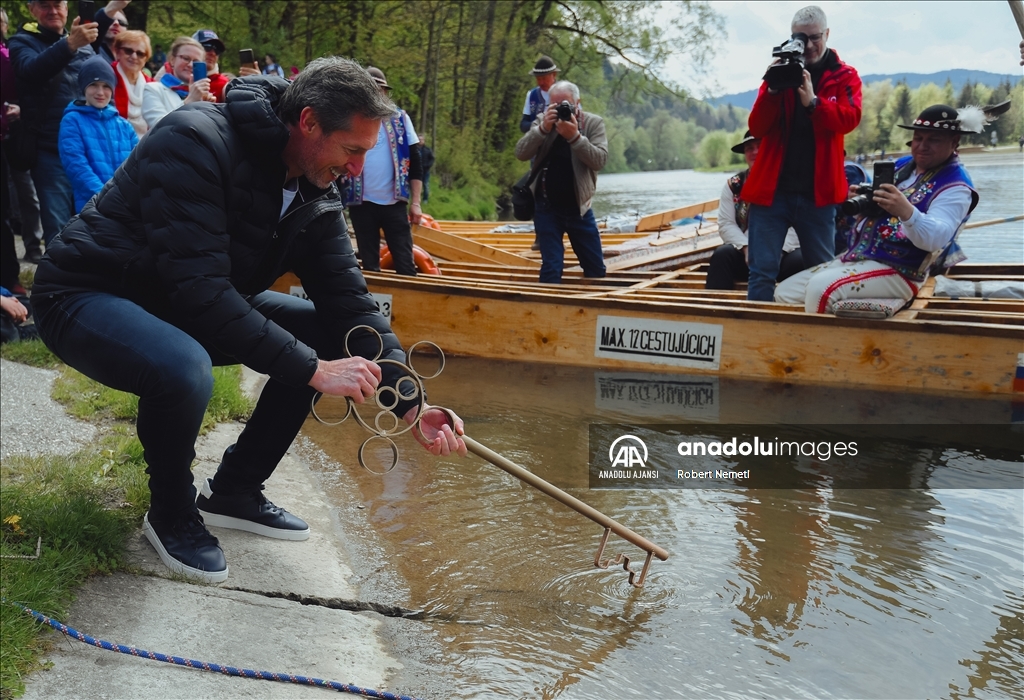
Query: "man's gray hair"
549 80 580 102
792 5 827 30
278 57 396 134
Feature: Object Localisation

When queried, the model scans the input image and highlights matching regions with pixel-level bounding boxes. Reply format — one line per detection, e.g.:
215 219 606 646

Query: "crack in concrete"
222 586 428 619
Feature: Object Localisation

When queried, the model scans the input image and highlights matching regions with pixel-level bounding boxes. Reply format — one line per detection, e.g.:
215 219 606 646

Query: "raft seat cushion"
832 298 909 320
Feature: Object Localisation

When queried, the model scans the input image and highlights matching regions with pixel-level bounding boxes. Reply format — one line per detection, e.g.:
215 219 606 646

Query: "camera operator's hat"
898 104 986 134
366 67 392 90
731 130 757 154
530 56 558 75
192 30 225 54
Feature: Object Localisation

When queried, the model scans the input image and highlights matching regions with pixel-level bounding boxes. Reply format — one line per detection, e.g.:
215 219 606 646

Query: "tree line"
6 1 1018 218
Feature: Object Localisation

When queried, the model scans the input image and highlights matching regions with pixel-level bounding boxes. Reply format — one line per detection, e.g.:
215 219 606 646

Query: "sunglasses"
113 19 128 27
202 44 223 55
119 48 146 58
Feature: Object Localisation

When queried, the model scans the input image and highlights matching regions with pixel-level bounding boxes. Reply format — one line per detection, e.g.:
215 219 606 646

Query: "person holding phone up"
775 104 983 313
7 0 99 246
141 35 213 129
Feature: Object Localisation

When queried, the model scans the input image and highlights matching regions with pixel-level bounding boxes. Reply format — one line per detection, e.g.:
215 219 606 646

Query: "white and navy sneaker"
196 478 310 541
143 511 228 583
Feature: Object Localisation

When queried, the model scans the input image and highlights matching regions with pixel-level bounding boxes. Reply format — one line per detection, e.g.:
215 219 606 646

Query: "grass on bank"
0 341 253 698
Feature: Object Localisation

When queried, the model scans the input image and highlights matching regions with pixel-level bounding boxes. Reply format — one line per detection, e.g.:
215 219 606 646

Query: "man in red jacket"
741 5 861 302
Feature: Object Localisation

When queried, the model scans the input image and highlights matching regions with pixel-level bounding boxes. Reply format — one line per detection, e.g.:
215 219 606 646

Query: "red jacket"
741 49 862 208
112 61 152 120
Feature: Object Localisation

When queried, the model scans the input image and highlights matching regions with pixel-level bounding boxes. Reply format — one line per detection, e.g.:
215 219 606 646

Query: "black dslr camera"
840 161 896 217
764 32 807 91
556 101 574 121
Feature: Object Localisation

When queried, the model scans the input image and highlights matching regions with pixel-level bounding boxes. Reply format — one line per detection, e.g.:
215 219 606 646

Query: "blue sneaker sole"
142 514 229 583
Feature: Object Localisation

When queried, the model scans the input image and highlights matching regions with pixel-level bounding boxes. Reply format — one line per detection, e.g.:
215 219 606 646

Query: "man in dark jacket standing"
33 58 466 583
741 5 861 302
8 0 98 246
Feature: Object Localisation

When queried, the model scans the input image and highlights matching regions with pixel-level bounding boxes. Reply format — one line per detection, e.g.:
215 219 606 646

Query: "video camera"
839 161 896 217
764 33 807 91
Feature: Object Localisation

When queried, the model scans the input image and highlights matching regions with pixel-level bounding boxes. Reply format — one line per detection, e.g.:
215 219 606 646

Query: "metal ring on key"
357 434 401 475
405 340 446 380
309 391 353 426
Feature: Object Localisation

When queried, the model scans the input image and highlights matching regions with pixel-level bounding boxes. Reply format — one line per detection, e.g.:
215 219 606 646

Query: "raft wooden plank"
634 199 718 232
362 272 1022 395
411 224 538 267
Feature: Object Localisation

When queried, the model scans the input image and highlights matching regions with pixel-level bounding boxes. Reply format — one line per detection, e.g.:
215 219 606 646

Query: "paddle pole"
313 328 670 588
461 434 671 561
1009 0 1024 38
963 214 1024 229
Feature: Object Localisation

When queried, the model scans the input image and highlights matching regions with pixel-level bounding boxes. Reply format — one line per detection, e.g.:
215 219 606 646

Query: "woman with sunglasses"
111 30 152 137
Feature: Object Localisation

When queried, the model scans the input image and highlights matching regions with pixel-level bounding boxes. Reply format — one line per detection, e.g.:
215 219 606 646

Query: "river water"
300 157 1022 699
590 151 1024 264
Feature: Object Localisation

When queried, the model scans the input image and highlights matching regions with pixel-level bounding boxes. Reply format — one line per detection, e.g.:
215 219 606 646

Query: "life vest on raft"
379 244 441 275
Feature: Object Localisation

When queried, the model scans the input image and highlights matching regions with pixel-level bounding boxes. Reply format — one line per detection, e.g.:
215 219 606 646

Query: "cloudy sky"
672 1 1024 97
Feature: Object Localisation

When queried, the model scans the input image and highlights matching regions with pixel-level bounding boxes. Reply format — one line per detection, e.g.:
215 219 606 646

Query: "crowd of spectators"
0 0 298 343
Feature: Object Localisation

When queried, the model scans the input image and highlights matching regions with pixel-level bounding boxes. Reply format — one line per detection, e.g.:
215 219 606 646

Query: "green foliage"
847 77 1024 154
697 130 733 169
1 440 144 697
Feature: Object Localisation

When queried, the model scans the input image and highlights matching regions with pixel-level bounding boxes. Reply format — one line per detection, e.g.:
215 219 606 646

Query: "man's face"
105 12 127 41
535 72 557 92
84 82 112 109
910 130 958 171
172 45 204 82
548 89 578 111
293 111 382 189
743 139 761 168
30 0 68 34
203 45 220 71
793 22 828 66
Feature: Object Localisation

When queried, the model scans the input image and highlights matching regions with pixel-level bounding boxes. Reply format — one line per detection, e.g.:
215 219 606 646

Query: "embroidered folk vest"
527 87 548 122
341 111 412 206
727 169 750 233
840 155 977 282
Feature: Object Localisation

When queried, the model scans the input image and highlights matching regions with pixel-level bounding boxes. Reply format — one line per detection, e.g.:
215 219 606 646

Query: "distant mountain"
707 70 1021 110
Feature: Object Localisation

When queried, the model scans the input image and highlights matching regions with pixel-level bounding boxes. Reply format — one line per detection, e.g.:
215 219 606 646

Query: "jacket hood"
19 22 64 41
223 75 291 155
64 100 121 119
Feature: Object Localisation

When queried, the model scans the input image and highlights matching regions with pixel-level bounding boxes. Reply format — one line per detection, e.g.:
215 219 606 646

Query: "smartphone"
239 48 255 67
78 0 95 22
192 61 207 81
873 161 895 188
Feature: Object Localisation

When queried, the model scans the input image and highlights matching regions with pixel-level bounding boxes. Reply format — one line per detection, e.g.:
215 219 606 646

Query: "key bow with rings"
311 326 669 588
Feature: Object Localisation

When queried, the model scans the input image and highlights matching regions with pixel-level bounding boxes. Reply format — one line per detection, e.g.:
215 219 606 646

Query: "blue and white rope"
7 600 422 699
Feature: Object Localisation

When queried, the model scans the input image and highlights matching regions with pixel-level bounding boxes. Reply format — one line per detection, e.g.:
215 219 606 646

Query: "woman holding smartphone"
141 36 212 130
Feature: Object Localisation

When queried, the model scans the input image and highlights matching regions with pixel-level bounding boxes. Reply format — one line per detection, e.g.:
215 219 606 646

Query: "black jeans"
348 200 417 276
35 290 344 520
705 244 806 291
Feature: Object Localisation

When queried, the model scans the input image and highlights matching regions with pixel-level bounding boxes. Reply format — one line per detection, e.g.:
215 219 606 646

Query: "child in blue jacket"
59 56 139 213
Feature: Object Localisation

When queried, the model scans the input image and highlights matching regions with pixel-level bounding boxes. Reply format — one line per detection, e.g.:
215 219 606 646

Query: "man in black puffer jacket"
33 57 467 583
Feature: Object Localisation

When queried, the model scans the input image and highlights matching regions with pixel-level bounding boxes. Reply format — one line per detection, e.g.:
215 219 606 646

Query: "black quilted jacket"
34 76 411 398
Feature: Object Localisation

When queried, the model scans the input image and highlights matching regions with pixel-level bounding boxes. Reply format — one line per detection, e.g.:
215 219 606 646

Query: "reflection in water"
298 357 1023 699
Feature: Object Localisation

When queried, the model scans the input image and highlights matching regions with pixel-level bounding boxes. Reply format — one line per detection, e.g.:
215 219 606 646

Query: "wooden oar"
963 214 1024 229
